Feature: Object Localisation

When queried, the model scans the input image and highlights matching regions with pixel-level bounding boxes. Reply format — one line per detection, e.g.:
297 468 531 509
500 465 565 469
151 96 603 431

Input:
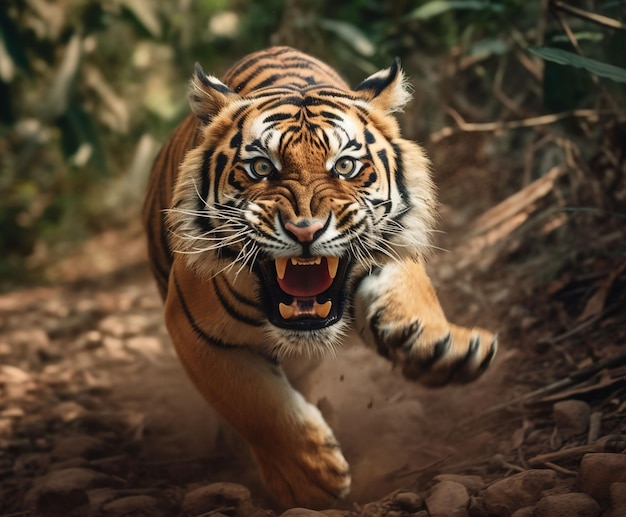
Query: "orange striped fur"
143 47 497 507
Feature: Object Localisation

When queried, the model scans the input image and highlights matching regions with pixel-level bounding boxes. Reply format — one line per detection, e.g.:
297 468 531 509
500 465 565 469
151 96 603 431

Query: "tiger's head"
168 53 435 356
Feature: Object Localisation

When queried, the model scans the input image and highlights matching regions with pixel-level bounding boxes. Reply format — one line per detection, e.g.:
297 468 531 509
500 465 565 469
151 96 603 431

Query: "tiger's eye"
334 157 356 177
251 157 275 178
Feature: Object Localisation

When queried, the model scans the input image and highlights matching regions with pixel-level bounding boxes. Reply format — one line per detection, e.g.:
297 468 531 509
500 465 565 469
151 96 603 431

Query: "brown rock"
183 482 254 516
280 510 326 516
510 508 535 517
426 480 469 517
553 400 591 438
534 493 601 517
49 401 87 423
392 491 424 512
101 495 167 517
51 435 110 461
434 473 485 492
13 452 50 476
607 482 626 517
577 453 626 503
481 469 558 516
26 468 114 516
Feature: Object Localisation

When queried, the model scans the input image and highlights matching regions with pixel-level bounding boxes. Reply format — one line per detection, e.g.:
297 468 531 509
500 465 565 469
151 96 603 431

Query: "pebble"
392 491 423 512
480 469 557 517
577 453 626 503
534 493 601 517
125 335 164 360
101 495 167 517
553 400 591 438
98 314 151 338
13 452 50 476
26 468 114 514
607 482 626 517
280 509 326 516
49 401 87 423
433 473 485 492
425 480 469 517
510 508 535 517
51 435 110 461
182 482 253 515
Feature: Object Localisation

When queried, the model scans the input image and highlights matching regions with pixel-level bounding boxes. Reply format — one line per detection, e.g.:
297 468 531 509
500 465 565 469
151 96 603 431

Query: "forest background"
0 0 624 287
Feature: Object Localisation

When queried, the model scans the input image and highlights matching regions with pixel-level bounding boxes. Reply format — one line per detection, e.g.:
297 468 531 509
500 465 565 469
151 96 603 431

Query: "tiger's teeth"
326 257 339 279
275 258 288 280
279 303 294 319
315 300 332 318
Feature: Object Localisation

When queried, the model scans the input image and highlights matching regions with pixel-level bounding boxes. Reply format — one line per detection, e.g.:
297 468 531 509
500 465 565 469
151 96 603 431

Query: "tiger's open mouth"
258 256 349 330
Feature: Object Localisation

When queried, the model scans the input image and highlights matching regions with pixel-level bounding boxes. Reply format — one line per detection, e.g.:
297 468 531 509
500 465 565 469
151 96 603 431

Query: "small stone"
608 482 626 517
392 491 423 512
426 480 469 517
553 400 591 438
183 482 253 515
49 401 87 423
13 453 50 476
26 468 114 515
321 511 351 517
98 314 151 338
481 469 558 517
577 453 626 503
434 474 485 492
0 406 25 418
511 508 535 517
534 493 601 517
280 510 326 517
51 435 110 461
101 495 167 517
125 336 163 360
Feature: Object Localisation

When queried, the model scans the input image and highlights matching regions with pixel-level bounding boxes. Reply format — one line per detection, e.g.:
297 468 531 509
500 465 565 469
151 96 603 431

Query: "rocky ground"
1 156 625 516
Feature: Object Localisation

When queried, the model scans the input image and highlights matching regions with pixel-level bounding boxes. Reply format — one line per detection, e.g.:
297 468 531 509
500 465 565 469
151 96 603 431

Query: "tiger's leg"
353 259 497 386
165 267 350 508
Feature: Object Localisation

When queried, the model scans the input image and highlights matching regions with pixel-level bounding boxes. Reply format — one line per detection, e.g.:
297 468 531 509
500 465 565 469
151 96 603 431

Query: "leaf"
120 0 162 38
407 0 505 20
529 46 626 84
58 105 108 174
468 37 510 57
42 32 83 120
319 19 375 57
0 9 30 81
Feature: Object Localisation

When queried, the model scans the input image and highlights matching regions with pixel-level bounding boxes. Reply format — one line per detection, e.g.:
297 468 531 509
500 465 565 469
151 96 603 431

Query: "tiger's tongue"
277 262 333 298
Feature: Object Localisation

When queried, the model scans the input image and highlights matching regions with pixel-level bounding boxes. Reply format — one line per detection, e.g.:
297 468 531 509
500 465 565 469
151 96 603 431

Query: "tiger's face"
168 59 435 354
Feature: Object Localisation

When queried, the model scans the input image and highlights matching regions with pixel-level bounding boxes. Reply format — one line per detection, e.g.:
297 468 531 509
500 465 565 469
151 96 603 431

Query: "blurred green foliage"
0 0 624 283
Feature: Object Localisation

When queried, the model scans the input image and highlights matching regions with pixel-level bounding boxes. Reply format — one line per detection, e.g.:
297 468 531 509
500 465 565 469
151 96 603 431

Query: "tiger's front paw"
252 418 351 508
369 309 497 387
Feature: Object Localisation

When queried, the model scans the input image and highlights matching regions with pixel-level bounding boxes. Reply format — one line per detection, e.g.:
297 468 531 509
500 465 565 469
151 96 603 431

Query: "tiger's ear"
354 58 412 113
188 62 240 122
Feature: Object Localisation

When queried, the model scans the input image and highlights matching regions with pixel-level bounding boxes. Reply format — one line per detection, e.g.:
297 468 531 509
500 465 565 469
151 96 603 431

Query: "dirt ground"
1 142 625 516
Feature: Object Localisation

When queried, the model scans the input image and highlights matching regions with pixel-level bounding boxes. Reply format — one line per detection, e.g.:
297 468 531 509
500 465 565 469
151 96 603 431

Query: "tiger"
142 46 497 508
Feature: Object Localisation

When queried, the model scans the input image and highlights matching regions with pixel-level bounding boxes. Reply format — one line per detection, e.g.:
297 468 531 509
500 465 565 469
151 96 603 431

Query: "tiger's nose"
284 220 324 243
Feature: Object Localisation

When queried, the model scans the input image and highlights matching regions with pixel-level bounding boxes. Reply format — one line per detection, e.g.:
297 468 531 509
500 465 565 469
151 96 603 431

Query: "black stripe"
225 47 294 87
221 276 262 310
377 148 391 194
173 272 236 349
213 151 229 204
391 143 410 207
213 277 263 327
